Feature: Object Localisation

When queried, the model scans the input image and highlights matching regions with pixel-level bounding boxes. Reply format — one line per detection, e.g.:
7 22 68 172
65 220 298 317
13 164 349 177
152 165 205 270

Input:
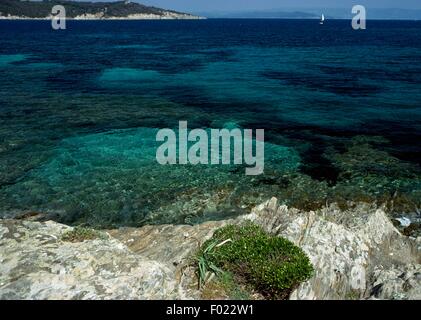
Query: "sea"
0 19 420 228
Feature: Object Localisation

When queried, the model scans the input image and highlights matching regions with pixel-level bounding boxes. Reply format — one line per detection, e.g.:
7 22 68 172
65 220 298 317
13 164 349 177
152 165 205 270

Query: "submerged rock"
0 198 419 300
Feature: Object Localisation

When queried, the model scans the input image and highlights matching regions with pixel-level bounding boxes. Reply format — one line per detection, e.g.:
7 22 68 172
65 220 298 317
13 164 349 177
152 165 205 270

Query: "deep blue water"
0 20 420 228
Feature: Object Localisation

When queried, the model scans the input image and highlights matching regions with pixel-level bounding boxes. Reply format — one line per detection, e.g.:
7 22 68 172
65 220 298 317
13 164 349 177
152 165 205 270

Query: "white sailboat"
320 14 325 25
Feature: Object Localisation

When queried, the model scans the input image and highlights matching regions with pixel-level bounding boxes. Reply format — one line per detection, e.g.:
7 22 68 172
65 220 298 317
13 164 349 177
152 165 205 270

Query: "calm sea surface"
0 19 420 228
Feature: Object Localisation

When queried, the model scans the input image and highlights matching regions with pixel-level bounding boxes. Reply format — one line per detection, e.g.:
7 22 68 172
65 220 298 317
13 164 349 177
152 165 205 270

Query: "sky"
75 1 421 12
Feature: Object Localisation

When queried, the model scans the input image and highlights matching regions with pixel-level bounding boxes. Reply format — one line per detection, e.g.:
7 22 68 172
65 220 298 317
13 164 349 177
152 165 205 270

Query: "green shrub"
197 222 313 299
61 227 106 243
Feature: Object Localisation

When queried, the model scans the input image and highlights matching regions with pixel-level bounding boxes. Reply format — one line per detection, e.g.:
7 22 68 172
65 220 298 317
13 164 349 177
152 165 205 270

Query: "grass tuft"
61 226 106 243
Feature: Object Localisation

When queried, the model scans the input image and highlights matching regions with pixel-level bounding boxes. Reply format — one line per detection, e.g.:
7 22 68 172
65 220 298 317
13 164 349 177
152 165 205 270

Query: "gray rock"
369 264 421 300
0 220 176 300
242 198 420 300
0 197 419 300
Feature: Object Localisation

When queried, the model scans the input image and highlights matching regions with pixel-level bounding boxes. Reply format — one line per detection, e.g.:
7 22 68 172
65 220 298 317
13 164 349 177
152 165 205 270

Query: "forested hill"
0 0 200 19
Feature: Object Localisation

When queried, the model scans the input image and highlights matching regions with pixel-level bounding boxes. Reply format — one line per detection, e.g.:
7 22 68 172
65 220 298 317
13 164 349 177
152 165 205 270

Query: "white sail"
321 14 325 21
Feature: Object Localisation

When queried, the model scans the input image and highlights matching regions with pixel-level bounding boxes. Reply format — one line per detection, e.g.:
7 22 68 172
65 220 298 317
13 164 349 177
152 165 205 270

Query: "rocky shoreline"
0 14 205 20
0 198 420 300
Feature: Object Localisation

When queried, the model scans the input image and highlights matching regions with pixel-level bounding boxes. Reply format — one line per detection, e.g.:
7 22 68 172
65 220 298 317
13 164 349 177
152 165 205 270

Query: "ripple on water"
0 54 28 67
99 68 162 83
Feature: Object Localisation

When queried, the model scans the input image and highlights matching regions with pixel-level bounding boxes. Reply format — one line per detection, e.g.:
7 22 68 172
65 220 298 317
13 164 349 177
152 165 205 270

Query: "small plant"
197 222 313 299
61 226 106 243
197 240 224 288
346 290 361 300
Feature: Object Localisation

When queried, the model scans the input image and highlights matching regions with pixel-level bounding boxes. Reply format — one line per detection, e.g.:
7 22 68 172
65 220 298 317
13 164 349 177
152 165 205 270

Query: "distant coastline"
0 14 205 21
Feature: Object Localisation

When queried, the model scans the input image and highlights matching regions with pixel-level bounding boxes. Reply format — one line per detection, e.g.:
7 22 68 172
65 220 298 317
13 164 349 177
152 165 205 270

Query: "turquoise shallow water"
0 127 299 226
0 20 420 228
